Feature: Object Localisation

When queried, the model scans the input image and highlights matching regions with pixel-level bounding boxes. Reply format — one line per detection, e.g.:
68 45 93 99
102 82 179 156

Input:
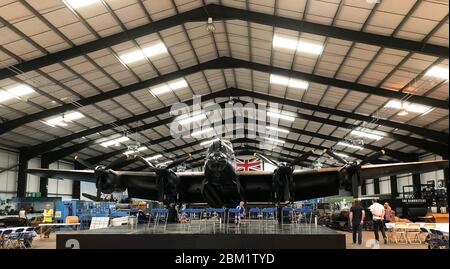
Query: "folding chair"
227 208 241 224
428 229 449 249
421 223 436 243
248 208 261 221
1 229 13 249
394 223 408 244
406 223 422 244
6 228 24 249
281 207 294 225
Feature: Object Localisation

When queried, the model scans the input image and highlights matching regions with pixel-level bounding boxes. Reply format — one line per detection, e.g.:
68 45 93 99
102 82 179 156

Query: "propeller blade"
165 154 192 170
254 153 280 167
82 193 101 202
290 150 315 166
135 156 156 171
74 155 94 169
323 149 348 165
351 173 359 198
105 155 133 170
359 150 385 166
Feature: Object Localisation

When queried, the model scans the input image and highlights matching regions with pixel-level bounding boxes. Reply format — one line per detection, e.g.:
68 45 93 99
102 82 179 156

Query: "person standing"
369 199 386 244
349 199 365 245
42 204 54 238
383 202 392 223
235 201 246 224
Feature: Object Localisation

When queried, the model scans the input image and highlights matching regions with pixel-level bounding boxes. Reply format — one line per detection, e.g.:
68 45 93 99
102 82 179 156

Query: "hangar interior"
0 0 448 250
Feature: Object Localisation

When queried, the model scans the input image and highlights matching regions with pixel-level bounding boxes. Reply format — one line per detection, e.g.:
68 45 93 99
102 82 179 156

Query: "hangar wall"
0 147 75 200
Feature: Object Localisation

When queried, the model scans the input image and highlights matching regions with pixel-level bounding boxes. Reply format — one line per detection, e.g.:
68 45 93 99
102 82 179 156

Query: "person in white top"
369 199 387 244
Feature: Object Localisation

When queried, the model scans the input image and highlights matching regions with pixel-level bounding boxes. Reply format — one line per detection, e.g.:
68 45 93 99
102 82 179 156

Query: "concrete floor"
29 228 427 249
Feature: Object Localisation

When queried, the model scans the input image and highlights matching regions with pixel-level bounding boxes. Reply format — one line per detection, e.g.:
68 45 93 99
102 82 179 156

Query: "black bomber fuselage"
201 140 243 207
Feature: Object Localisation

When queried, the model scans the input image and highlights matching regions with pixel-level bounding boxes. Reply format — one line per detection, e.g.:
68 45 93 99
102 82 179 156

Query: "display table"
385 222 449 235
427 213 449 223
38 223 80 239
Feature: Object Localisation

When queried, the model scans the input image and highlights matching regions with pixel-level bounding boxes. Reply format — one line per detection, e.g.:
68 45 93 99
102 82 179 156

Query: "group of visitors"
349 199 393 245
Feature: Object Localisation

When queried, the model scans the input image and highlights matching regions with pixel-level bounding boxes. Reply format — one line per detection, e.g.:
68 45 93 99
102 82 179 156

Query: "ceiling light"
266 126 290 134
385 100 431 114
206 17 216 33
267 111 295 122
270 74 308 90
123 146 148 156
273 35 323 55
350 130 383 141
0 85 34 103
168 79 188 90
397 109 409 116
334 152 349 158
151 85 171 95
178 114 207 125
101 136 130 148
200 138 220 146
297 40 323 55
145 154 162 161
65 0 99 9
142 43 168 58
119 42 168 64
44 111 85 127
273 35 298 50
425 66 449 80
150 78 188 95
265 137 286 144
337 142 363 150
191 127 214 137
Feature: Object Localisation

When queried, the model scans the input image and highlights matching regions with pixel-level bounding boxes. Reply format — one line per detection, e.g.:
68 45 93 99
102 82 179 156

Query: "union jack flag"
236 157 263 172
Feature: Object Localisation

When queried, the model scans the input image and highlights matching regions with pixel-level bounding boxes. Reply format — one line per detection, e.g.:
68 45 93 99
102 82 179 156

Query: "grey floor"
71 222 339 235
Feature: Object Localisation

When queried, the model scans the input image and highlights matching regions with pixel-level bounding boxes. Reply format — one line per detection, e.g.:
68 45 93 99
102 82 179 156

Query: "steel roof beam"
1 57 447 136
0 4 447 82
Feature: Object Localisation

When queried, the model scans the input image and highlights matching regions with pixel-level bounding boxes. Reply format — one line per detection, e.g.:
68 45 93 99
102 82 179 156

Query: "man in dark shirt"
349 199 365 245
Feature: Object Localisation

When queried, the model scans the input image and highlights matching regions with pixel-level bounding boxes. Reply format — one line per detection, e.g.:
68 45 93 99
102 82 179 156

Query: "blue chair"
281 207 294 225
5 228 24 249
261 208 277 223
248 208 261 220
428 229 449 249
227 208 243 224
1 229 14 249
149 208 169 229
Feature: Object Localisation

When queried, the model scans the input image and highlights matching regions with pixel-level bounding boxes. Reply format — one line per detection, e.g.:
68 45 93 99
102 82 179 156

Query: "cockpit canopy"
207 139 234 156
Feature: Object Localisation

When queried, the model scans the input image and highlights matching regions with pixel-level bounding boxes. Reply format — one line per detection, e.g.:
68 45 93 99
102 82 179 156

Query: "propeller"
74 155 94 169
254 150 317 203
322 148 386 197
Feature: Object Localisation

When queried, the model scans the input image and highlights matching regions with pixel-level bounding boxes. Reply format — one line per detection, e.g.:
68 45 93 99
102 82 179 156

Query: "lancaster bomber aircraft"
27 139 448 209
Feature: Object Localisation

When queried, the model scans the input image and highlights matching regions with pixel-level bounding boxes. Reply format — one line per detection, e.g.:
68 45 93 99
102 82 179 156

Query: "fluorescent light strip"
101 136 130 148
350 130 383 141
191 127 214 137
150 79 188 95
123 146 148 155
119 42 168 64
334 152 349 158
384 100 431 114
0 85 34 103
273 35 323 55
270 74 308 90
337 142 363 150
44 111 84 127
266 126 289 134
145 154 162 161
267 111 295 122
265 137 286 144
179 114 207 125
65 0 99 9
425 66 449 80
200 138 220 146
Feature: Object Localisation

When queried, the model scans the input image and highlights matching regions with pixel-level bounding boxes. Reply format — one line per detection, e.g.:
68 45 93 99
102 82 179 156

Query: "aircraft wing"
359 160 449 180
236 169 341 202
26 168 96 183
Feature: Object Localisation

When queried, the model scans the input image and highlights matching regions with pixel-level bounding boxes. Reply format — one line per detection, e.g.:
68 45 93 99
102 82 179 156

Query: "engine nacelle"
94 168 126 194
